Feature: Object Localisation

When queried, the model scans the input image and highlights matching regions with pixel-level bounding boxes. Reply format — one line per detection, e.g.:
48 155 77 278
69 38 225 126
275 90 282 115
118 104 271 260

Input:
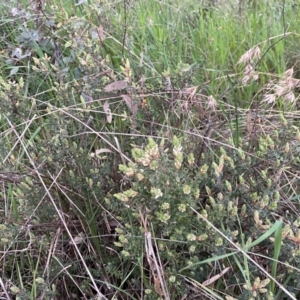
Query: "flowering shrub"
111 126 300 298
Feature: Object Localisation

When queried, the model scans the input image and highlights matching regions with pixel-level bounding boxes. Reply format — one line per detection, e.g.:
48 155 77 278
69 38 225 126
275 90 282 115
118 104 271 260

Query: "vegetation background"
1 0 300 299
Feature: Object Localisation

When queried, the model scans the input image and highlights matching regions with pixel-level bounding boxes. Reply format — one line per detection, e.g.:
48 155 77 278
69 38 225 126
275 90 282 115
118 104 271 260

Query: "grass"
1 0 300 299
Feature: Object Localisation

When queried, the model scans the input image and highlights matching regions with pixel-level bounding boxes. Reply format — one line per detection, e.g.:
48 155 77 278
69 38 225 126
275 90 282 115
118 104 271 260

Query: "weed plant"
1 0 300 299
